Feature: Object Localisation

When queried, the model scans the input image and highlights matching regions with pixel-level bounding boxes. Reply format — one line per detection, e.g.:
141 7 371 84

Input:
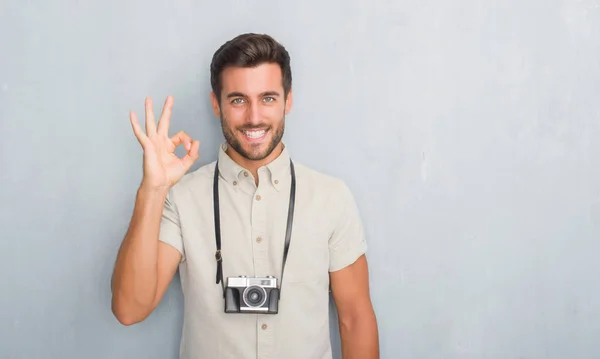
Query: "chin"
244 141 280 161
243 147 272 161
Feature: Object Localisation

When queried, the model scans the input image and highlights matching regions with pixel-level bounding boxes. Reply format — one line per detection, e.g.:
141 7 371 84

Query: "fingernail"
186 142 191 150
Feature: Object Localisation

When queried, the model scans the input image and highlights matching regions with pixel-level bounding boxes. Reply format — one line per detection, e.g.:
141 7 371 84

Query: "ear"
210 91 221 118
284 89 293 115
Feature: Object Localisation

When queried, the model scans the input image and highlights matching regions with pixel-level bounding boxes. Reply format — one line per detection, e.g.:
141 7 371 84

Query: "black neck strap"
213 159 296 298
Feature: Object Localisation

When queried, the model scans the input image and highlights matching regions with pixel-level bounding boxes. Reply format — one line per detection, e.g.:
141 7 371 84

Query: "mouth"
240 129 268 142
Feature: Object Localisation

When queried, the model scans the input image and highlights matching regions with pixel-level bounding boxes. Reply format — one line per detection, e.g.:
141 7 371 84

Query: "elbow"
338 311 358 333
111 294 150 326
113 311 140 326
112 301 139 326
109 274 157 326
338 307 377 333
114 314 139 326
339 314 357 333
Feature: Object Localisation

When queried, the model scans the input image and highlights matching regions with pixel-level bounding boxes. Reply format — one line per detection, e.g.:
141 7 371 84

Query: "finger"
181 140 200 169
170 130 193 150
145 97 157 136
157 95 174 136
130 111 150 147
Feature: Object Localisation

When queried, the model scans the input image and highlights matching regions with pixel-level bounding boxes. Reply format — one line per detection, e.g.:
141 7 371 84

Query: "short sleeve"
159 189 185 262
328 181 368 272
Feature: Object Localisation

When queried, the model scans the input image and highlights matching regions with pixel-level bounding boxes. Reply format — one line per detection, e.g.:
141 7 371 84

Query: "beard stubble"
220 110 285 161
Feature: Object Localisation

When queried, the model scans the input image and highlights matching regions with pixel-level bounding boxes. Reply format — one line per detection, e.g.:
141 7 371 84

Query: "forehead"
220 63 283 95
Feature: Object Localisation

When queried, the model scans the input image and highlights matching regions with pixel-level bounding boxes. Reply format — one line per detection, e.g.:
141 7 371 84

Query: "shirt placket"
251 179 268 276
252 172 274 359
256 317 274 359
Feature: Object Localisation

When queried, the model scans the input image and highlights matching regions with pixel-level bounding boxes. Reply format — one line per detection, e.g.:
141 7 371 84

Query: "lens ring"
242 285 267 308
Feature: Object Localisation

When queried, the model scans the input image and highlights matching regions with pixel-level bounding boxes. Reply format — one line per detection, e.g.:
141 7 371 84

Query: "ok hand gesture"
130 96 200 191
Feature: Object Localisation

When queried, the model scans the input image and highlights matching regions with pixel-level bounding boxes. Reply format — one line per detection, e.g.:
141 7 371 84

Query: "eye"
263 97 275 103
231 98 245 104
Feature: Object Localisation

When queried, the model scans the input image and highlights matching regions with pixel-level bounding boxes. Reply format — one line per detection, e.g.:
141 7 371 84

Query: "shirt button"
274 179 279 185
256 236 262 243
255 195 261 201
233 181 237 186
244 171 249 177
261 324 268 330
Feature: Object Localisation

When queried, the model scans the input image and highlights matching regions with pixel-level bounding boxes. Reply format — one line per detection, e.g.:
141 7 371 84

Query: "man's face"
211 62 292 162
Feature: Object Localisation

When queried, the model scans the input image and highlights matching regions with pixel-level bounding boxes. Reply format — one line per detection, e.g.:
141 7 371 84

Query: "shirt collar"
217 142 292 191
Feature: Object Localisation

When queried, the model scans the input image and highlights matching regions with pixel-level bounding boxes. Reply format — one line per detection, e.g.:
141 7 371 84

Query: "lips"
241 128 268 142
242 129 266 139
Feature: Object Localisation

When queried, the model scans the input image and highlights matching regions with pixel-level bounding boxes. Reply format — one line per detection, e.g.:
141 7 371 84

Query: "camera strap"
213 159 296 299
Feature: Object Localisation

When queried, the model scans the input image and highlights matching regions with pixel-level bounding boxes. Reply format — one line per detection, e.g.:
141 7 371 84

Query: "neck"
226 142 284 185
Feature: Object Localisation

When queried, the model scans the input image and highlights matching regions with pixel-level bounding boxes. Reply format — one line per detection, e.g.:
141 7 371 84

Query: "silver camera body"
224 275 280 314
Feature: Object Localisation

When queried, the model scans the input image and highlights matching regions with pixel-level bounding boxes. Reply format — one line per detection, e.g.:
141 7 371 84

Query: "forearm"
339 310 379 359
111 186 168 323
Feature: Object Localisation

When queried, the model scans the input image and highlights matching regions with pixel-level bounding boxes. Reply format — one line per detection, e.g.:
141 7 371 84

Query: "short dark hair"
210 33 292 102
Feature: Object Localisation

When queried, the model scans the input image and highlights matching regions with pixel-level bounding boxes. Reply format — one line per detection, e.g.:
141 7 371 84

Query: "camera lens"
243 286 267 308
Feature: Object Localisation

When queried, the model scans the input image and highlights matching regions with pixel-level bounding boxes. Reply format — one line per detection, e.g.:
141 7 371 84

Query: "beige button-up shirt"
159 143 367 359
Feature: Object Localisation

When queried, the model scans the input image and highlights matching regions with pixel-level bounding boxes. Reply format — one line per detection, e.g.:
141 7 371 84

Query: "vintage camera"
224 275 280 314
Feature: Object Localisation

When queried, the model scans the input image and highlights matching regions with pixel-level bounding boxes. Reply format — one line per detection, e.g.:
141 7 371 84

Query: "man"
111 33 379 359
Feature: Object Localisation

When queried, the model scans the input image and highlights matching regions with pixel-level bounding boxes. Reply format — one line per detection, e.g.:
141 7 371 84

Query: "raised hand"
129 96 200 191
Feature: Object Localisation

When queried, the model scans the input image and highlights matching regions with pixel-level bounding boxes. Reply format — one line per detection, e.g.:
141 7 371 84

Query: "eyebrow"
260 91 281 97
226 91 281 98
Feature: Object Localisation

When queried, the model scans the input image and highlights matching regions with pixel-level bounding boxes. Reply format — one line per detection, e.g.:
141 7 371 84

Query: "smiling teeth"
244 130 265 139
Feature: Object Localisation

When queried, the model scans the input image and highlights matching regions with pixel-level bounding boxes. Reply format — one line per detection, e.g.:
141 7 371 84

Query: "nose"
246 100 261 125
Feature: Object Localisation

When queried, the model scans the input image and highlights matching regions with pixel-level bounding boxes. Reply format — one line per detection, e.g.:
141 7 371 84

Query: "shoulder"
293 161 355 202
